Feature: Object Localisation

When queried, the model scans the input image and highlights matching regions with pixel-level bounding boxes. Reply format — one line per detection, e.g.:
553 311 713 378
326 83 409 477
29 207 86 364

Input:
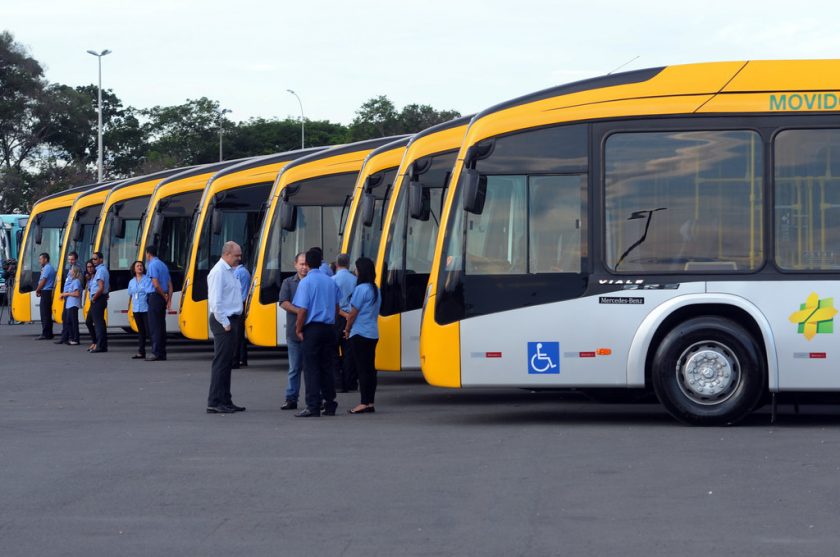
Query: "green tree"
348 95 461 141
143 97 225 165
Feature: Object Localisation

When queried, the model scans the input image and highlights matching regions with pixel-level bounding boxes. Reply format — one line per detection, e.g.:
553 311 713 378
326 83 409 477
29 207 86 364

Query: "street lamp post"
286 89 305 149
218 108 232 161
86 49 112 182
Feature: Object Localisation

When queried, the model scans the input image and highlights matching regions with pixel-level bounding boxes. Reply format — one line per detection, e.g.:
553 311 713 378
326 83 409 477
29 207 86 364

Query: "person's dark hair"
68 251 79 259
354 257 378 302
294 251 305 263
305 248 322 269
336 253 350 268
93 251 104 261
85 259 95 269
39 252 49 262
132 260 146 274
145 245 157 257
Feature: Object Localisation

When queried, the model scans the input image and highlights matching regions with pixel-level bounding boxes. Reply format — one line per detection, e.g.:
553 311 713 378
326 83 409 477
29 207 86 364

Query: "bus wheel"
651 316 765 426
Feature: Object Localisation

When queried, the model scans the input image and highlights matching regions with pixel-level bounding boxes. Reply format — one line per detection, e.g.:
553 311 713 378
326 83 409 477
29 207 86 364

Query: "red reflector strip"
579 352 596 358
167 311 177 315
120 310 128 313
486 352 502 358
810 352 827 359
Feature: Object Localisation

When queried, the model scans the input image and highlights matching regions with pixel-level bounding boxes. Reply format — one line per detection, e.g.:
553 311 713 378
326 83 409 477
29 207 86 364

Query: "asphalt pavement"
2 321 840 556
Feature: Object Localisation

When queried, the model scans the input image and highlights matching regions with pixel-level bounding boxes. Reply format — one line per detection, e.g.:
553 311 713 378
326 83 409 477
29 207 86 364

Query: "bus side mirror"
150 211 163 237
462 169 487 215
211 208 223 235
360 193 376 227
280 201 297 232
113 216 126 239
34 221 43 245
409 180 430 221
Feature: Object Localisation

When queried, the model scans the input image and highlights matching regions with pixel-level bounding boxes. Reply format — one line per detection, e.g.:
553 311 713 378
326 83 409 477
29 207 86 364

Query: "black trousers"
135 311 149 356
351 335 378 405
302 322 337 414
39 290 53 338
60 306 79 343
333 316 357 391
90 296 107 350
148 293 167 358
85 305 96 344
233 321 248 365
208 314 240 407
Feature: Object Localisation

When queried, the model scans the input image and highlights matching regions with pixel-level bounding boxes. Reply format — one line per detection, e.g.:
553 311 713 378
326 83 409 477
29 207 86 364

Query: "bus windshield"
101 196 150 291
149 190 202 291
19 208 68 293
346 167 398 263
259 172 356 305
191 182 272 302
380 151 455 315
68 204 102 264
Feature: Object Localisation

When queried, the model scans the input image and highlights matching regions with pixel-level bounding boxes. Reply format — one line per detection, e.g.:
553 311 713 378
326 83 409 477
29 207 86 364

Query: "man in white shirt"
206 241 246 414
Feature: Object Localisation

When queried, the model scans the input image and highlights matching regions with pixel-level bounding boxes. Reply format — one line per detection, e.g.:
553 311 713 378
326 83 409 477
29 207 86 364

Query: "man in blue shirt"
34 252 56 339
278 252 307 410
145 245 173 361
332 253 357 392
232 261 251 368
292 247 342 417
89 251 110 352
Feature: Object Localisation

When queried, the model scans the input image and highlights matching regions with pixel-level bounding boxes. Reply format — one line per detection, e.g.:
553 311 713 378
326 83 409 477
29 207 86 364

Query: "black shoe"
131 353 145 359
146 355 166 361
295 408 319 418
239 361 248 367
54 340 67 345
348 405 376 414
232 362 240 369
280 400 297 410
323 402 338 416
206 405 237 414
90 348 108 353
35 336 50 340
229 403 246 412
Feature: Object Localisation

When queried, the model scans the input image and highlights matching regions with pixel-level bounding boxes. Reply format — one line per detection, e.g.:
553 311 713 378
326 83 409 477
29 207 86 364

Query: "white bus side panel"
108 289 130 329
400 308 422 370
459 283 706 387
710 282 840 391
166 291 180 333
276 306 289 347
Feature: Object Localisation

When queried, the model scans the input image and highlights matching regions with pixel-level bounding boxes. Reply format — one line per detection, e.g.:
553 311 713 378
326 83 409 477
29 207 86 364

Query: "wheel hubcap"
675 341 741 405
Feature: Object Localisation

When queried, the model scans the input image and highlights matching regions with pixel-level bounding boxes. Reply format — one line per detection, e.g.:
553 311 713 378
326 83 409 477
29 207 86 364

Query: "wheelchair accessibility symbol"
527 342 560 374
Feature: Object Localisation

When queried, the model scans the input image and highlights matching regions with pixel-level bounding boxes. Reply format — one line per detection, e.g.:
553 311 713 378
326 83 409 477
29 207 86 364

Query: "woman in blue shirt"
57 265 82 345
343 257 381 414
127 260 154 359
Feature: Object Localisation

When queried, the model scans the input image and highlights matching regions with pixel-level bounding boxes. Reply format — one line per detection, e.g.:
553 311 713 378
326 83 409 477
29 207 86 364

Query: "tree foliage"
0 30 462 212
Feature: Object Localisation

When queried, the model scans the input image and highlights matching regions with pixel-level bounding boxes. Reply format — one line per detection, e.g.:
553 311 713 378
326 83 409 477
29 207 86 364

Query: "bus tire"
651 316 765 426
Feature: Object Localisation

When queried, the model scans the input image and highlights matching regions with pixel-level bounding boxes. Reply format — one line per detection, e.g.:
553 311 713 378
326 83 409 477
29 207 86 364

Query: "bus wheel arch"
644 304 769 425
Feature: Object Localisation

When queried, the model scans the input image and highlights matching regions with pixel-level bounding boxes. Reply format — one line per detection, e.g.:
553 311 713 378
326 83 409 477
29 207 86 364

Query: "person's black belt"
228 313 242 320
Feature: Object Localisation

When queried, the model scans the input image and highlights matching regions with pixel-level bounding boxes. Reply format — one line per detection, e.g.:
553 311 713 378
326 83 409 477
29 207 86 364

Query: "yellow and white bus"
93 168 189 331
137 159 250 333
53 182 123 323
180 149 324 340
422 60 840 426
12 183 99 323
371 116 471 371
341 137 411 264
246 136 407 347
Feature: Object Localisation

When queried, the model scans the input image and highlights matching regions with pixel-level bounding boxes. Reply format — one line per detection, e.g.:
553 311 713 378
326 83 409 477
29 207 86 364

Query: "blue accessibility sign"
527 342 560 374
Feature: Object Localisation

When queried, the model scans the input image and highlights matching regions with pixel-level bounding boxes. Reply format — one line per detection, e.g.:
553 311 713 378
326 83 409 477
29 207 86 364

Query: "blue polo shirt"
233 265 251 301
292 268 341 325
147 256 171 294
128 275 154 313
89 263 109 296
319 262 334 277
349 283 380 339
63 277 82 309
332 268 357 312
39 263 56 291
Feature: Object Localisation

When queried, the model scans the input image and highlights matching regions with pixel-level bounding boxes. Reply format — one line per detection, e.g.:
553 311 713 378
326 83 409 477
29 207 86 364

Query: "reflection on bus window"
605 130 763 273
775 129 840 270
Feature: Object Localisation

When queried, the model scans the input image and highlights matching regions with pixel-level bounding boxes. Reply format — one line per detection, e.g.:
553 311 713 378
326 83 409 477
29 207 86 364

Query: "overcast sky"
5 0 840 125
